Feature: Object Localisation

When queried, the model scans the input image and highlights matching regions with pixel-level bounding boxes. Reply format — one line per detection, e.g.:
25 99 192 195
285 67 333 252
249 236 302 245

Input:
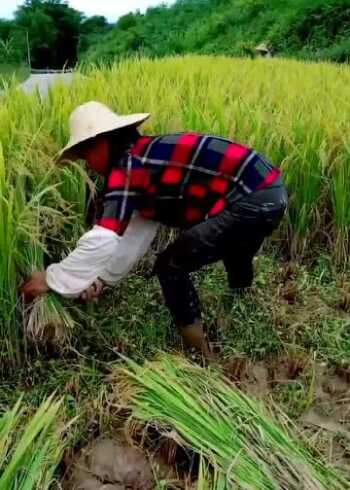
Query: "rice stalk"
329 152 350 268
196 457 228 490
24 294 77 345
0 395 69 490
0 132 86 361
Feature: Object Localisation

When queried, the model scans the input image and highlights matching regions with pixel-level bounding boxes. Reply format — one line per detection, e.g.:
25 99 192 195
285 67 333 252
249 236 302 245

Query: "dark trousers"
153 183 288 328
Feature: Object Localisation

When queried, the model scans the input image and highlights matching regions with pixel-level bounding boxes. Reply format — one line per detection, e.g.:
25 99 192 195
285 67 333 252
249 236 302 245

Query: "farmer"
22 102 287 358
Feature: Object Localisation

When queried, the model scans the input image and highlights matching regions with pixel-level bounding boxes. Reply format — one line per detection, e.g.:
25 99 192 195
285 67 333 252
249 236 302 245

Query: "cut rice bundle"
0 395 69 490
114 354 348 490
23 243 77 346
24 294 77 345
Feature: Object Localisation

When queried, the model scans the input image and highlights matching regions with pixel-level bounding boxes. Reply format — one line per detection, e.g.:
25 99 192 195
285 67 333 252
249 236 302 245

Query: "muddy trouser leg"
223 234 265 290
153 184 288 328
223 183 288 290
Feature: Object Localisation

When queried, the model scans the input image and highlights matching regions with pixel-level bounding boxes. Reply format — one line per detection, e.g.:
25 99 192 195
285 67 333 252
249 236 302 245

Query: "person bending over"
23 102 288 359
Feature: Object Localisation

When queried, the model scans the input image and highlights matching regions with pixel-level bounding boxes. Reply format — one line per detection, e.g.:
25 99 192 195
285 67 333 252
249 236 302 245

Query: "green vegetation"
0 0 110 69
0 63 29 86
0 396 69 489
1 56 349 363
84 0 350 63
1 0 350 74
2 253 349 486
0 136 83 365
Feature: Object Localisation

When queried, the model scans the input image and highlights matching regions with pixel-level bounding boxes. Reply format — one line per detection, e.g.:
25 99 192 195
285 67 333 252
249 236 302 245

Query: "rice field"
0 56 350 488
1 55 350 362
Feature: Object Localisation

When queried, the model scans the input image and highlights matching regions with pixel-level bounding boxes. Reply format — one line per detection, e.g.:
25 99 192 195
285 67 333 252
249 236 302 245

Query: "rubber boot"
180 319 213 360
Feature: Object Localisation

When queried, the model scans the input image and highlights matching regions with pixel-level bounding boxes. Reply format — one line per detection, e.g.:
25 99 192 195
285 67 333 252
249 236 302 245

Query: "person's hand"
80 278 105 302
21 272 49 299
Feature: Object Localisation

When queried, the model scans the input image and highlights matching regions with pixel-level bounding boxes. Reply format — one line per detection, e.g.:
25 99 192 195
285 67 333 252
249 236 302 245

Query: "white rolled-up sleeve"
46 214 159 298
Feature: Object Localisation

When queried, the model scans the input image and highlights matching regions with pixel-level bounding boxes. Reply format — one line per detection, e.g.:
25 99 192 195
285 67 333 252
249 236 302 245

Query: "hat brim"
57 113 150 163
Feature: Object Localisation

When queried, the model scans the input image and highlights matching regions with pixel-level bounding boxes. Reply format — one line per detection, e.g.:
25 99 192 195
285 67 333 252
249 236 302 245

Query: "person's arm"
46 214 158 298
22 156 153 299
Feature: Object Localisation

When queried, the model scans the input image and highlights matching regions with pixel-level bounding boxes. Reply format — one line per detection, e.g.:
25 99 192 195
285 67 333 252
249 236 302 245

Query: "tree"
15 0 82 69
0 19 26 63
78 15 110 54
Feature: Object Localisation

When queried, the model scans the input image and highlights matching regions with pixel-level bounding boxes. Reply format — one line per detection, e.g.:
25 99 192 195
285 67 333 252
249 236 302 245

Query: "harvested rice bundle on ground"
114 354 348 490
0 395 68 490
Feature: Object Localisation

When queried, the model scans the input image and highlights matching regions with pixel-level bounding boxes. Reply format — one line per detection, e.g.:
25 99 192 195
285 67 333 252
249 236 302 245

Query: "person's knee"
225 259 254 289
153 233 194 278
153 247 178 278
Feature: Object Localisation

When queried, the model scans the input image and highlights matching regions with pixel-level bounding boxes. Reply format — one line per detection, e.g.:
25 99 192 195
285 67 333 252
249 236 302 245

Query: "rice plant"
114 354 348 490
0 146 78 364
2 56 350 263
0 395 69 489
22 243 78 345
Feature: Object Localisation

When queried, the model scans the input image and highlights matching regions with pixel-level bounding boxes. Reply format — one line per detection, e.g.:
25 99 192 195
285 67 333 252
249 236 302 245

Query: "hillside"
83 0 350 63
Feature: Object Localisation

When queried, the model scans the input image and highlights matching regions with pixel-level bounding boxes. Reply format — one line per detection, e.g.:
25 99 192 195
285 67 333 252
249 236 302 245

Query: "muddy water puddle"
65 438 155 490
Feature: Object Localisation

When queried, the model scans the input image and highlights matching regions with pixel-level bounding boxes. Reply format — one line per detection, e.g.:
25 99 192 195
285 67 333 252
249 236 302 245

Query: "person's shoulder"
156 132 207 144
205 134 253 151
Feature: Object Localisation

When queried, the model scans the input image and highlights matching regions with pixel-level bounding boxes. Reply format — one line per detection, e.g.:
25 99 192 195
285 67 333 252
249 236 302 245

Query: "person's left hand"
80 278 105 302
21 272 49 299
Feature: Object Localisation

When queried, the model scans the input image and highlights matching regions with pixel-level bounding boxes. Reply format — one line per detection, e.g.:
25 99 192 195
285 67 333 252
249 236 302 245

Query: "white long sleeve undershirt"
46 214 159 298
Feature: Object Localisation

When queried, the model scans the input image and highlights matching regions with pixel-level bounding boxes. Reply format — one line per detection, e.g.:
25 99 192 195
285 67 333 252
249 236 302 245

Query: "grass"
0 255 346 393
0 63 29 87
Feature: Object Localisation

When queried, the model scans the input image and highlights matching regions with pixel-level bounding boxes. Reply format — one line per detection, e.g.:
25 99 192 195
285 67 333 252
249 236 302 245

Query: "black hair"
108 125 141 163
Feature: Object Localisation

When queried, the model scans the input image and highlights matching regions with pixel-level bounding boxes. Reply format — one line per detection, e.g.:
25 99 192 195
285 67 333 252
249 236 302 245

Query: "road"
20 72 75 96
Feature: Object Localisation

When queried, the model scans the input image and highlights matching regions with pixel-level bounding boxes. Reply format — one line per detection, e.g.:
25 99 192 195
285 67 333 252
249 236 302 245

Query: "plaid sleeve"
97 157 137 236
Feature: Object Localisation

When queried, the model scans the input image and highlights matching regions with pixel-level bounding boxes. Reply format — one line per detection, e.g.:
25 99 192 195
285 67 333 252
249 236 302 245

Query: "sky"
0 0 172 22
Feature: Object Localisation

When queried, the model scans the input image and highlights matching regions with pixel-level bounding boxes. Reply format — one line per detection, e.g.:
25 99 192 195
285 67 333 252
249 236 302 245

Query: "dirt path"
20 72 75 96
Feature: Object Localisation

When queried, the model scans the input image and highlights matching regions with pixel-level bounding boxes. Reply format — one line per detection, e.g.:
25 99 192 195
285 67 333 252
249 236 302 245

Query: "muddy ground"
224 353 350 468
65 438 154 490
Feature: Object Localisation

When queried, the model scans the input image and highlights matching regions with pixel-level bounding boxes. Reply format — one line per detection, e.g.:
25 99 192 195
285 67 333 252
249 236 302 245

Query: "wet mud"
66 438 154 490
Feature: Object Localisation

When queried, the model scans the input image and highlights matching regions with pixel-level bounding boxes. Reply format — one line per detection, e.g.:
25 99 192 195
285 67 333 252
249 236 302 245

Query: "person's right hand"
21 272 49 300
80 279 105 302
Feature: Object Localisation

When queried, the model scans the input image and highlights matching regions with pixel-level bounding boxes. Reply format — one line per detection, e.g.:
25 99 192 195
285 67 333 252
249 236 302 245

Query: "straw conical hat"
60 101 150 159
255 43 270 52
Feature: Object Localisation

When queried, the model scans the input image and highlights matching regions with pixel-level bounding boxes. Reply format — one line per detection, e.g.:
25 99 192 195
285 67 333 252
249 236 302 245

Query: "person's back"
98 132 281 233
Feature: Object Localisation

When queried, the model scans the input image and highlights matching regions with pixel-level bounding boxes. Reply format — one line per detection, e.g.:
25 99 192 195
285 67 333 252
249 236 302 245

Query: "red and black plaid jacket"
97 133 281 235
